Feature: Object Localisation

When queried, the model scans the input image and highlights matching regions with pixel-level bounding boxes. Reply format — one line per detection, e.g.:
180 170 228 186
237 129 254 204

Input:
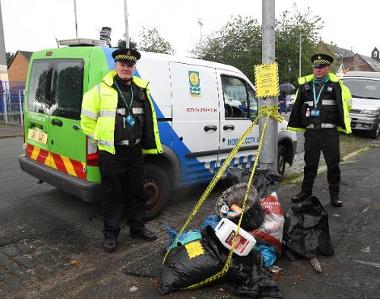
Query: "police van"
18 43 297 219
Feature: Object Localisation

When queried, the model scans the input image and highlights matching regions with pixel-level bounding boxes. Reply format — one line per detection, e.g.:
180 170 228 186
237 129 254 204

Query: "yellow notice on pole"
254 63 279 98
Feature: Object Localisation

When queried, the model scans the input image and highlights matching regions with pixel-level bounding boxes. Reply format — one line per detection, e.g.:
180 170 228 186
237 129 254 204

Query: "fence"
0 80 25 125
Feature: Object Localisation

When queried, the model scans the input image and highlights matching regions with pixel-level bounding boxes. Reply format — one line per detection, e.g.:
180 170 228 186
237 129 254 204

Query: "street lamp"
197 18 203 44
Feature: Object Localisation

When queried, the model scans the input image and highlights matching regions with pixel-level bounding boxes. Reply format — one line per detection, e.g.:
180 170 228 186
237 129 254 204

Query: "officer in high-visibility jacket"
81 48 163 252
288 53 352 207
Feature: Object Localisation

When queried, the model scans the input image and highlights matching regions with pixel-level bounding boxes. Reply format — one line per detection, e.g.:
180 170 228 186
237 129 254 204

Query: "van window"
27 60 53 114
51 60 84 119
221 75 257 119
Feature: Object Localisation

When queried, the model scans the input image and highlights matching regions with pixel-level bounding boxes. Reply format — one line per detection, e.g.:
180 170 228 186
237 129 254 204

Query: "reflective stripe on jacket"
288 73 352 134
80 70 163 155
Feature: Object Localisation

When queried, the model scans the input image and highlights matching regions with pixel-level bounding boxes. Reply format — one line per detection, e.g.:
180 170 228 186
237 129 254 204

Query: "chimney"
100 27 112 46
372 47 379 61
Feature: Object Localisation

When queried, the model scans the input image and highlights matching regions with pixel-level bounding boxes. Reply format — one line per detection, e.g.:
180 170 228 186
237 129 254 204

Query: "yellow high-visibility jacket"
80 70 163 155
288 73 352 134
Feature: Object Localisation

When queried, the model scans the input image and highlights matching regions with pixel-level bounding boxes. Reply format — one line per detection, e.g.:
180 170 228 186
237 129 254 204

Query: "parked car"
342 71 380 139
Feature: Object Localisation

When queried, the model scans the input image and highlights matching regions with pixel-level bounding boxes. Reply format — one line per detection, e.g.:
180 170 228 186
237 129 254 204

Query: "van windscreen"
51 60 84 119
27 60 53 114
27 59 84 119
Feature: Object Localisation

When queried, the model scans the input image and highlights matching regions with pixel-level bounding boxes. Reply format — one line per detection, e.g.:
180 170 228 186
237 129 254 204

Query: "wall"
8 53 29 82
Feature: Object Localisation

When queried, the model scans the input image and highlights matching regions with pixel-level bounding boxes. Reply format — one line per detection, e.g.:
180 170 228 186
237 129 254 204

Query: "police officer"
81 48 163 252
288 53 352 207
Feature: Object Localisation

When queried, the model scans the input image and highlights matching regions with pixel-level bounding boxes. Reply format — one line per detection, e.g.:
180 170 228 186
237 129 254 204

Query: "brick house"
7 50 32 83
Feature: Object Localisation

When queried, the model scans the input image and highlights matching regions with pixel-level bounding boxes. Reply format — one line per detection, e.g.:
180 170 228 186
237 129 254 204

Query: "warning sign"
254 63 279 98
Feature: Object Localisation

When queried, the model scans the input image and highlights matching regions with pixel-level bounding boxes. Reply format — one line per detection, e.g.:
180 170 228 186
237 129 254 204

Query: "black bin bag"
160 226 282 298
283 196 334 259
159 226 225 294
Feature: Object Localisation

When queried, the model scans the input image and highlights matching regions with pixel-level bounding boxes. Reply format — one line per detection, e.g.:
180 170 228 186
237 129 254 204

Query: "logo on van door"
189 71 201 96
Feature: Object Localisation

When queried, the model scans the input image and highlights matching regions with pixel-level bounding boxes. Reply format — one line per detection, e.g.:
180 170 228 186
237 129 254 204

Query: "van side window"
51 60 84 120
247 85 258 118
222 75 257 119
27 61 53 114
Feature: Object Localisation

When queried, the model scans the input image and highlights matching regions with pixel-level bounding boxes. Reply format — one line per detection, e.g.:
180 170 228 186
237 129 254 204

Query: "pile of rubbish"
160 170 284 298
159 170 335 297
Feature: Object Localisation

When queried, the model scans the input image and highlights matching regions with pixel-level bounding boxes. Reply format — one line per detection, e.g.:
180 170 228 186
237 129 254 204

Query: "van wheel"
369 123 379 139
277 145 286 177
144 164 170 220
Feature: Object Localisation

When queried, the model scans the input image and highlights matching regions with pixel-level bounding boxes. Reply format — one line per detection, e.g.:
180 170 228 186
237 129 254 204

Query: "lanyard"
114 81 134 113
312 82 325 108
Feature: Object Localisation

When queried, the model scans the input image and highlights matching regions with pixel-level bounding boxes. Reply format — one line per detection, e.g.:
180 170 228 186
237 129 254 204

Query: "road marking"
353 260 380 268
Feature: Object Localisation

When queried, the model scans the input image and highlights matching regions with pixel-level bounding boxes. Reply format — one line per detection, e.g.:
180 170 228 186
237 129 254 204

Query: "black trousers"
302 128 340 195
98 145 145 239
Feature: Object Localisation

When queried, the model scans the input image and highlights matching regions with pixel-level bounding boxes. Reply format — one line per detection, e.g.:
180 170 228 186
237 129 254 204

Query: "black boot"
130 227 158 241
291 191 311 203
330 193 342 207
104 237 117 253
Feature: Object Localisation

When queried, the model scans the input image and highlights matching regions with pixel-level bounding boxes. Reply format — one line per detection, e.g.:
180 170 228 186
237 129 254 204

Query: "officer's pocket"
301 103 310 126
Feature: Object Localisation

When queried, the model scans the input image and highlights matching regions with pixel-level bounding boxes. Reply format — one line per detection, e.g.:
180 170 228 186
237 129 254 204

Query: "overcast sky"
1 0 378 57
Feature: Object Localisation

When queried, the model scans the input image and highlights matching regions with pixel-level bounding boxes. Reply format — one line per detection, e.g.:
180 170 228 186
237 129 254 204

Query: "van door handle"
204 125 217 132
73 124 80 130
223 125 235 130
51 119 63 127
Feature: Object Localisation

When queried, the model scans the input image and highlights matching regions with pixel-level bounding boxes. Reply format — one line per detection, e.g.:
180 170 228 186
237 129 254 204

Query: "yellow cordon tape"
163 105 284 289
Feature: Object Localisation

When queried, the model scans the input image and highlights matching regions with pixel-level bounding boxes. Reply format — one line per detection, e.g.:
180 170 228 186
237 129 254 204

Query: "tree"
138 27 175 55
192 6 324 83
116 39 137 49
6 52 15 65
275 4 324 83
192 16 262 81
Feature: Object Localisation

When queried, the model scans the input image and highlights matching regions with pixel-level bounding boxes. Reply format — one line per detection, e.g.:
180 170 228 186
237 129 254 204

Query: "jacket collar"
298 72 340 85
102 70 149 89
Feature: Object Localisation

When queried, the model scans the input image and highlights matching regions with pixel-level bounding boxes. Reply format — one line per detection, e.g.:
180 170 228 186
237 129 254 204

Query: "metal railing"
0 80 25 125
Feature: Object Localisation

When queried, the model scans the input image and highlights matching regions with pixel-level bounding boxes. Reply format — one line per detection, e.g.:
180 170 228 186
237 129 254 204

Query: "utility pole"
259 0 277 172
299 34 302 77
73 0 78 38
124 0 130 48
0 0 8 80
197 18 203 44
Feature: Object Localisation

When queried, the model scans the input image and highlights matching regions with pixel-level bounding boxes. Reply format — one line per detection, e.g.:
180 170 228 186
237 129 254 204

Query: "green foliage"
116 39 137 49
192 16 262 81
276 4 324 83
137 27 175 55
116 27 174 55
192 5 324 84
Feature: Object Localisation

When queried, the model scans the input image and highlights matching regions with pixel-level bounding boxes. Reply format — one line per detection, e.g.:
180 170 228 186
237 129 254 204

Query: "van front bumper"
18 155 102 202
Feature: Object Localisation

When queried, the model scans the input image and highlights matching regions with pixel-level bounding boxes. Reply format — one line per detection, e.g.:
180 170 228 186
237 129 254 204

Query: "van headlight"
362 109 379 116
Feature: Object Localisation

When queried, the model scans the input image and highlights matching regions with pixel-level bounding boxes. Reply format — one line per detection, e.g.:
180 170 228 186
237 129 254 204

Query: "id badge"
310 108 320 117
125 115 136 127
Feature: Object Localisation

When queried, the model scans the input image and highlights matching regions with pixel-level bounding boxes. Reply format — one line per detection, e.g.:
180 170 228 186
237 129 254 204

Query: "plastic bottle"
215 218 256 256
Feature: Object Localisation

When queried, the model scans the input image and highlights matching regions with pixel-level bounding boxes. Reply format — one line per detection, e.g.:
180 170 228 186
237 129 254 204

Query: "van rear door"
24 59 53 165
217 72 259 170
48 58 87 180
169 62 220 182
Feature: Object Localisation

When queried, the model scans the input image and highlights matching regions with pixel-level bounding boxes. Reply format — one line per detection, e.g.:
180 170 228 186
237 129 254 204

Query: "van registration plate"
28 128 48 144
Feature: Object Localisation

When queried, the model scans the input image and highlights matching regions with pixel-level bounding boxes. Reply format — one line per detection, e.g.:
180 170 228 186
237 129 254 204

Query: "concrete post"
124 0 130 48
0 1 8 81
259 0 278 171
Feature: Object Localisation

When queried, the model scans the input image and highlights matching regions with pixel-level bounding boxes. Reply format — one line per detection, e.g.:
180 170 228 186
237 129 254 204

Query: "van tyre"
369 122 379 139
144 164 170 220
277 145 286 177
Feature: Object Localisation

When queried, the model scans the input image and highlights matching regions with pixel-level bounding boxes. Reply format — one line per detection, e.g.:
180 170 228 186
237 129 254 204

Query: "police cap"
112 48 141 63
311 53 334 67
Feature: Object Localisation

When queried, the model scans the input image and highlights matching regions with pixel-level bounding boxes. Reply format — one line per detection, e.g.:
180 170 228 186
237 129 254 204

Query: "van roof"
343 71 380 79
33 46 244 75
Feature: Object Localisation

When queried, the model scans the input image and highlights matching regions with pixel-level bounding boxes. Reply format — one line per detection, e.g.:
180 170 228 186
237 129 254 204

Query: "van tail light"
86 136 98 166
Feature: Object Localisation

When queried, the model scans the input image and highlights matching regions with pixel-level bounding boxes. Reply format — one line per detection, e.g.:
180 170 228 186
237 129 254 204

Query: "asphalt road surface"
0 137 379 298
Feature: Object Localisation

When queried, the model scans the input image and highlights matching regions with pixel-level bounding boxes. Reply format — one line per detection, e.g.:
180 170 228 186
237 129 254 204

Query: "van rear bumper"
18 155 102 202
